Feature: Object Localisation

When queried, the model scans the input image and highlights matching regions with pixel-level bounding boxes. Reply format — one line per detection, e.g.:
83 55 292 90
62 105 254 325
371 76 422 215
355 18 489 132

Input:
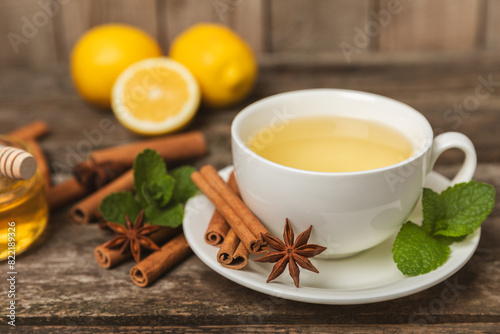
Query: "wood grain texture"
222 0 266 53
0 0 58 66
484 0 500 50
164 0 216 42
1 323 500 333
270 0 373 52
378 0 482 51
56 0 159 62
162 0 265 54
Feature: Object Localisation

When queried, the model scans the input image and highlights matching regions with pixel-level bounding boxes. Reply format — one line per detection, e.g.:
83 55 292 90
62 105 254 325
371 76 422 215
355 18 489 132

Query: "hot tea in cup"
247 115 414 173
231 89 476 258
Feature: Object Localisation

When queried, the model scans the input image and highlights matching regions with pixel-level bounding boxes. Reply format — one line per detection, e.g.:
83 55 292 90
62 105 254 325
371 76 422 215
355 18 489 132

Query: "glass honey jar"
0 136 49 260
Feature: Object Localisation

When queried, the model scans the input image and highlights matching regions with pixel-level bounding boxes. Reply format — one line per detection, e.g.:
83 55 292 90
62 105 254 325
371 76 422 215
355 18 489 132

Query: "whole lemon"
169 23 257 109
71 24 162 108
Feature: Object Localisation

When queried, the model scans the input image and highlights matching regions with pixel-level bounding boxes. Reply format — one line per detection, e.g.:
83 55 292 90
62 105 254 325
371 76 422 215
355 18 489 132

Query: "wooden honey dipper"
0 145 37 180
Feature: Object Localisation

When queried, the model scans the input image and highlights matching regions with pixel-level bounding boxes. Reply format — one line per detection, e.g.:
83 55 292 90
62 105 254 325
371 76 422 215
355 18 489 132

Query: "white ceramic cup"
231 89 477 258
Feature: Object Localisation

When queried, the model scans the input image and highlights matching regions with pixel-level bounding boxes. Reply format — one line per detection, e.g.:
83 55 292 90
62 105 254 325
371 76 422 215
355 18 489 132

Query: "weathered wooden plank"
56 0 159 62
2 323 500 333
378 0 482 51
0 0 58 66
484 0 500 50
270 0 373 54
53 0 91 63
164 0 217 45
222 0 266 53
163 0 264 54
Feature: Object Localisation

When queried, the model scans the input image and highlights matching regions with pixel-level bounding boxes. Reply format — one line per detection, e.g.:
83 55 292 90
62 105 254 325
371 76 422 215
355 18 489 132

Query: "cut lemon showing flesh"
112 57 200 136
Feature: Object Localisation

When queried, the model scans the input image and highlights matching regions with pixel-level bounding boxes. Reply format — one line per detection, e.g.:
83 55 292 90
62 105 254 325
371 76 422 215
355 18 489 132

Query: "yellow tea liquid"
248 116 414 173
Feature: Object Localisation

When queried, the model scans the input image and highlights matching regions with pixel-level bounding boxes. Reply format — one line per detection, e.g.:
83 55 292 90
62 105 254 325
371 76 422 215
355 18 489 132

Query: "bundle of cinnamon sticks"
94 226 192 287
6 121 209 288
80 132 206 287
192 166 270 271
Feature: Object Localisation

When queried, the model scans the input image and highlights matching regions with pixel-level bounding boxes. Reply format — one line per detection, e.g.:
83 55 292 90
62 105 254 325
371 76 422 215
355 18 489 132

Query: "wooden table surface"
1 56 499 333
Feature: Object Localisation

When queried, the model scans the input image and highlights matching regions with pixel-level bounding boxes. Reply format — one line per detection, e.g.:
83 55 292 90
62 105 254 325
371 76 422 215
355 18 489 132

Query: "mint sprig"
99 149 198 227
393 181 495 276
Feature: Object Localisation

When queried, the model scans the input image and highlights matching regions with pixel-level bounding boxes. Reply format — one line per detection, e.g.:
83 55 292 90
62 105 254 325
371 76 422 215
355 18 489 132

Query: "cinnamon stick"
200 165 269 251
47 177 88 211
69 169 134 224
8 120 49 141
227 172 239 195
94 226 181 269
191 171 266 254
217 229 249 270
130 233 192 287
204 172 238 246
216 172 249 269
89 131 207 166
205 211 229 246
26 139 51 189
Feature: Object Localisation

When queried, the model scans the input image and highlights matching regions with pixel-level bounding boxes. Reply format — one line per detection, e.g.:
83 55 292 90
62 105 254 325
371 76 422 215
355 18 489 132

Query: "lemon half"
112 58 200 136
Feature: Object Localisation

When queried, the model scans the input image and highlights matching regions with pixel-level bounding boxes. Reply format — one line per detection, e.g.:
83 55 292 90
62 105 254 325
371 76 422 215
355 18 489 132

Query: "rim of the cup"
231 88 434 176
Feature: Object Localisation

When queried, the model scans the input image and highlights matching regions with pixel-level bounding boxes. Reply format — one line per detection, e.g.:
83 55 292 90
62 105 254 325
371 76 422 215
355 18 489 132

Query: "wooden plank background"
0 0 498 67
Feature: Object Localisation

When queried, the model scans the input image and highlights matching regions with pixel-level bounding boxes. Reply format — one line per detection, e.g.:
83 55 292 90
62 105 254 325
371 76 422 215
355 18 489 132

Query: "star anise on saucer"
254 218 327 288
103 210 161 263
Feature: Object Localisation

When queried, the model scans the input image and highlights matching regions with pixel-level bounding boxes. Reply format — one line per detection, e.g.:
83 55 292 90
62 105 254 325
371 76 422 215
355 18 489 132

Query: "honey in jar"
0 137 49 260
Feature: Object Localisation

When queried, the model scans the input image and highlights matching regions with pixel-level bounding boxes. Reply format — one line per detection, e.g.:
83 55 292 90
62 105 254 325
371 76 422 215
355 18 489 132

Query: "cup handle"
429 132 477 185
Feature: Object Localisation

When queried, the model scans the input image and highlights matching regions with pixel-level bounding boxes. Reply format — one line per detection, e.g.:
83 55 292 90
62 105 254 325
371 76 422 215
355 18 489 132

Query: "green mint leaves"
99 149 198 227
393 181 495 276
433 182 495 237
99 191 142 225
133 149 171 208
393 222 450 276
170 166 198 203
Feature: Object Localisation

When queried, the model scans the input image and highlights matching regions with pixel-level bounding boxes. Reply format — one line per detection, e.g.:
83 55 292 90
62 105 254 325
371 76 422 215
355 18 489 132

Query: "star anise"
254 218 327 287
103 210 161 263
74 160 127 191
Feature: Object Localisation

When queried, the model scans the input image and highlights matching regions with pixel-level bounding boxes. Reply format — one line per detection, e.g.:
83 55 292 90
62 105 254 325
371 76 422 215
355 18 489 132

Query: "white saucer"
183 166 480 305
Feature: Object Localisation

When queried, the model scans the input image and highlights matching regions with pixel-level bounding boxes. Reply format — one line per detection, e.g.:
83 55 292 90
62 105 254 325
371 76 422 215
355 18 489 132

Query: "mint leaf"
421 188 445 234
393 221 450 276
433 181 495 237
145 202 184 227
99 192 142 225
134 149 167 207
434 235 468 246
102 149 197 228
170 166 198 203
141 175 175 208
